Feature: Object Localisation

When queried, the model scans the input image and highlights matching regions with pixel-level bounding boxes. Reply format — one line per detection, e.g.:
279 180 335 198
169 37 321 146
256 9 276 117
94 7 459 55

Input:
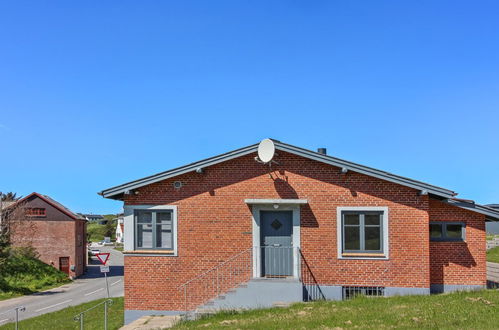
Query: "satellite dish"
258 139 275 163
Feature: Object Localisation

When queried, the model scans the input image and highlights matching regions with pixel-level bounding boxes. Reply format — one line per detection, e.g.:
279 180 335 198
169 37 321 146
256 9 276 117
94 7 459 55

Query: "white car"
90 249 100 256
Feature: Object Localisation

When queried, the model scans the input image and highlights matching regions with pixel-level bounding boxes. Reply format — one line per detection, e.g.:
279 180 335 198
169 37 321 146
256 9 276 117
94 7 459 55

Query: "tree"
1 192 21 202
0 193 33 253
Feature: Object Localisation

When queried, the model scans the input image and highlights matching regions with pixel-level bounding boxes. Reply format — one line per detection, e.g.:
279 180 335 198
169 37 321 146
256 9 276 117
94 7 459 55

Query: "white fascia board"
101 144 259 198
101 140 456 200
274 143 456 198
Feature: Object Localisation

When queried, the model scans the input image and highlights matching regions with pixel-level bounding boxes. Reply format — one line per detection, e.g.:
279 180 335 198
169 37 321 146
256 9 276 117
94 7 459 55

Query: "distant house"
115 215 124 244
8 192 87 278
81 214 106 224
486 205 499 234
100 139 499 324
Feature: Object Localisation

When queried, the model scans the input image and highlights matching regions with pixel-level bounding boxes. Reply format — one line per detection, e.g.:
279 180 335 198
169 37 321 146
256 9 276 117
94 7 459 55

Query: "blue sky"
0 1 498 214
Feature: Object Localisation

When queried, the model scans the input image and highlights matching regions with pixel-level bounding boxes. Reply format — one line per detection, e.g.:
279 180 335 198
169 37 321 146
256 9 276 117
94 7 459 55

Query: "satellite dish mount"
256 139 279 170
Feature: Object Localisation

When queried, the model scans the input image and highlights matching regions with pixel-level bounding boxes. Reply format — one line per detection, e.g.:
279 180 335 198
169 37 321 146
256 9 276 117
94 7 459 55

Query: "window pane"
365 227 381 250
156 225 172 249
137 224 153 248
365 214 381 226
430 224 442 238
157 212 172 224
344 227 360 250
446 224 463 239
344 214 360 226
137 211 152 223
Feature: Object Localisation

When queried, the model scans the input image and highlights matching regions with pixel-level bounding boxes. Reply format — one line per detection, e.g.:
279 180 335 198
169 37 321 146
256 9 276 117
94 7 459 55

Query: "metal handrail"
178 247 253 290
0 306 25 330
178 246 325 314
73 299 113 330
298 249 325 301
178 247 254 313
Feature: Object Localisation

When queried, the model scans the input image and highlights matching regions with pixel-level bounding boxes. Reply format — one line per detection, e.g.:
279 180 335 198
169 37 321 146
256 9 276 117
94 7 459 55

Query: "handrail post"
15 308 19 330
184 285 187 315
104 300 108 330
216 268 219 296
80 313 84 330
14 306 25 330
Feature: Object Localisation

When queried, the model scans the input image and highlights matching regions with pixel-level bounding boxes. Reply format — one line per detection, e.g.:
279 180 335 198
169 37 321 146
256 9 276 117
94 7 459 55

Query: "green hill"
0 247 70 301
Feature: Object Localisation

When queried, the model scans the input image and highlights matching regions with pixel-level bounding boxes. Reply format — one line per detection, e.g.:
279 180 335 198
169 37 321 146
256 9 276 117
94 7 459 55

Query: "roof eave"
99 140 456 200
443 199 499 221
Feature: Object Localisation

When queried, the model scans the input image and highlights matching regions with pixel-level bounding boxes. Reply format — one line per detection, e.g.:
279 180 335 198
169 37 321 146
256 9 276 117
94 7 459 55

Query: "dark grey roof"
445 199 499 221
82 214 104 219
99 140 499 220
99 139 456 199
41 194 86 220
486 204 499 209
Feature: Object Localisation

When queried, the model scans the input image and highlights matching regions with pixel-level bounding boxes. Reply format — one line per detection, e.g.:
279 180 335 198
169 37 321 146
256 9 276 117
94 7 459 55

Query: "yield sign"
96 253 110 265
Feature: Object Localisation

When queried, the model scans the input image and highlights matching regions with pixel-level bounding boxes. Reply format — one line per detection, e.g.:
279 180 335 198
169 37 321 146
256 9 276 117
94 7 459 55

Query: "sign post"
97 253 111 298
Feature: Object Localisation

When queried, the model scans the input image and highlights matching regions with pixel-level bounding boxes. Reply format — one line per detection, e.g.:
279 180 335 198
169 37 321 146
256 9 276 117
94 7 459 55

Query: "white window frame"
337 207 389 260
123 205 178 256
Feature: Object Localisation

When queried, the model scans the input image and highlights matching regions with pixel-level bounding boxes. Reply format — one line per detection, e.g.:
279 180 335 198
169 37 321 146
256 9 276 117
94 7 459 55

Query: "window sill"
340 253 387 259
123 250 176 256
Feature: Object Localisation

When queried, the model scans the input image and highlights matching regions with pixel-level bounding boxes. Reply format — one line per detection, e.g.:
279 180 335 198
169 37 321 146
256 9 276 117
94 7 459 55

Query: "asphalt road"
0 246 124 325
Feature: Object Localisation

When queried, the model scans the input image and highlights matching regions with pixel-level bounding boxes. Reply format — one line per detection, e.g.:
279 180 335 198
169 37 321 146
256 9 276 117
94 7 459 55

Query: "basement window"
342 286 385 299
430 222 465 241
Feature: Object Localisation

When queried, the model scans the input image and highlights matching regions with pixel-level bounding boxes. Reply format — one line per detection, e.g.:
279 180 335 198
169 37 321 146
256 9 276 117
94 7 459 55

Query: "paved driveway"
0 246 124 325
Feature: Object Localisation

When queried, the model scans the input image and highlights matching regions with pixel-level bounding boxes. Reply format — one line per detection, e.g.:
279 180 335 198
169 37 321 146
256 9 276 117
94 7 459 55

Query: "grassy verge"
0 297 123 330
175 290 499 329
487 246 499 263
487 234 499 240
0 249 70 301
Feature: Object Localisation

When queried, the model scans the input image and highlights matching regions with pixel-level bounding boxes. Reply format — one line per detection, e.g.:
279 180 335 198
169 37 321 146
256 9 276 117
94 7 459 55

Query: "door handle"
273 244 281 247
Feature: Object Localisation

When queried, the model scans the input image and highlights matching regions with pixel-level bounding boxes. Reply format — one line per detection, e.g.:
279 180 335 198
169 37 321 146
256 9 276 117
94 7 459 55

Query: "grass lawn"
114 246 124 252
0 298 123 330
487 246 499 263
87 223 110 242
0 252 70 301
175 290 499 329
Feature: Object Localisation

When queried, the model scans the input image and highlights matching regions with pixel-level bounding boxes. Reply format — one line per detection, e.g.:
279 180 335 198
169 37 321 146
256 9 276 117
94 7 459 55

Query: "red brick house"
9 192 87 278
99 139 499 324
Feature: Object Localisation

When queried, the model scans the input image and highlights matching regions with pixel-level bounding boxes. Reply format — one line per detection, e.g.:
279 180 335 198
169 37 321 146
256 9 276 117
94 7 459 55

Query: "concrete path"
120 315 181 330
487 261 499 286
0 246 124 325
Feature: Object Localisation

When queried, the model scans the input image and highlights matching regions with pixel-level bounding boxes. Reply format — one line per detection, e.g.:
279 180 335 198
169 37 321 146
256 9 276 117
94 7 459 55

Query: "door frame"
59 256 70 275
251 204 301 279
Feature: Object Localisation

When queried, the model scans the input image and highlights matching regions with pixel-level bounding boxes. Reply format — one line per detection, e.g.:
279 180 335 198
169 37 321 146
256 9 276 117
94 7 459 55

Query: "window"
135 210 173 250
342 286 384 299
25 208 46 217
429 222 465 241
342 211 383 254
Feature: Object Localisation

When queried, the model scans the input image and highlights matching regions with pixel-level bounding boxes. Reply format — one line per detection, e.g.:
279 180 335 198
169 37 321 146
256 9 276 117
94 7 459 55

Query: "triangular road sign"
96 253 110 265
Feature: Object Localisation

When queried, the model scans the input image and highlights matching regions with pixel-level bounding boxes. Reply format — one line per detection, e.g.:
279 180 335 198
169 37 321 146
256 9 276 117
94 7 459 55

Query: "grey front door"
260 211 293 277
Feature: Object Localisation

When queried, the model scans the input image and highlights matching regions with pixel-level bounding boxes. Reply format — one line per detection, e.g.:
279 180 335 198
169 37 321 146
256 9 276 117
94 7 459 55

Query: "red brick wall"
9 195 86 278
122 151 482 311
429 199 486 286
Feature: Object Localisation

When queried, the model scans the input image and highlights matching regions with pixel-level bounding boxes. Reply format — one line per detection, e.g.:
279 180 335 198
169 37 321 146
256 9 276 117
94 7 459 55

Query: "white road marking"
111 280 122 286
0 319 9 324
35 299 72 312
84 288 104 296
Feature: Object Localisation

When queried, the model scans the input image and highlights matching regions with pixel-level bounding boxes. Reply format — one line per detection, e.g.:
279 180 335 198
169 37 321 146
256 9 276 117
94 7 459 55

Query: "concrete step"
195 278 303 313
